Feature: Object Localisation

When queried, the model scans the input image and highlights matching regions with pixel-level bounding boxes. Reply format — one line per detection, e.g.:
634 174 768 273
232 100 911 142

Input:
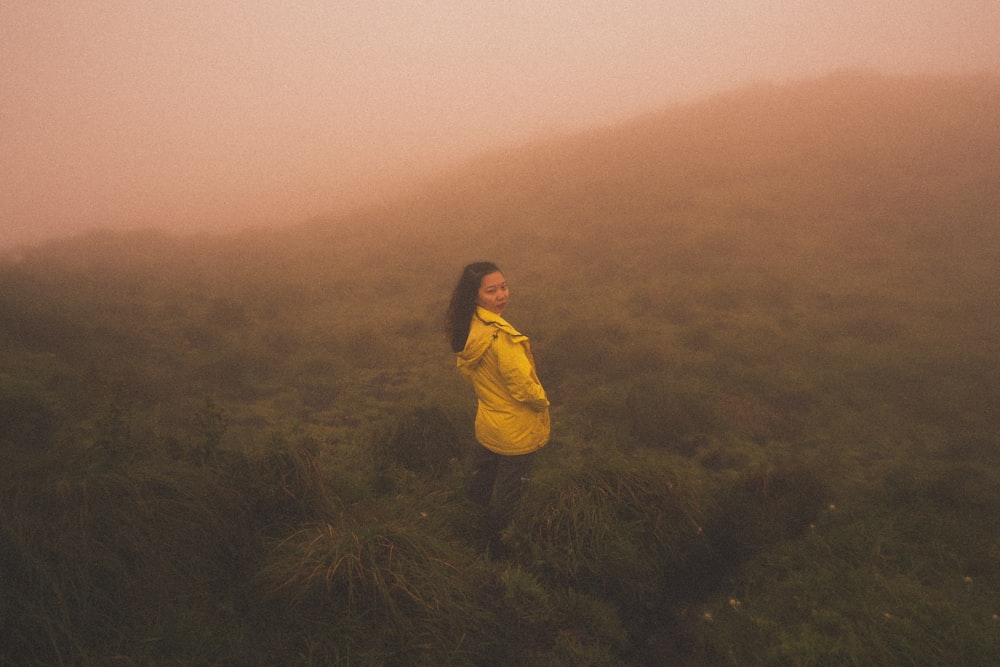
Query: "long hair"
445 261 500 353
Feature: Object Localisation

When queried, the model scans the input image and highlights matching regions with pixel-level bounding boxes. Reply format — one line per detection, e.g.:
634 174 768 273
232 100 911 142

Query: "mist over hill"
7 70 999 429
2 71 999 665
6 70 999 415
14 70 1000 282
359 69 1000 263
269 70 1000 368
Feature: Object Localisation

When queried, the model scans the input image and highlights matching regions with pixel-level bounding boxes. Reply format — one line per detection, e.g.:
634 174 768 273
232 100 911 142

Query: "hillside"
2 71 999 665
390 69 1000 252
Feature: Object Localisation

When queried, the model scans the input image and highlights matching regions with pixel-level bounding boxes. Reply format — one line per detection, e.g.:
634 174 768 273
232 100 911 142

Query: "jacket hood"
455 307 526 374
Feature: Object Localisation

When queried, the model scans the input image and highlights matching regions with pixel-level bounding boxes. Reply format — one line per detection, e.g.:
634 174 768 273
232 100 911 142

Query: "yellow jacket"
456 307 550 455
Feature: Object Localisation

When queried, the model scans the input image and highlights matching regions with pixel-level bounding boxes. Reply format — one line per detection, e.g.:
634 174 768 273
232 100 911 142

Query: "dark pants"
467 443 536 537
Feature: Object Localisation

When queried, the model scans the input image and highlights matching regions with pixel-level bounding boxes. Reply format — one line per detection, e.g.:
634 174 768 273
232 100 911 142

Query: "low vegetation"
1 71 998 665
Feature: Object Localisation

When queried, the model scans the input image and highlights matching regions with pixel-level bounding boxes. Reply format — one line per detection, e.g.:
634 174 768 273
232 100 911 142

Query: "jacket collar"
456 307 526 370
473 306 525 339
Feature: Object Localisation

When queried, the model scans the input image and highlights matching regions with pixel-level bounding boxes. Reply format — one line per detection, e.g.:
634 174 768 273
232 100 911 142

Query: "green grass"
1 72 998 665
692 497 1000 666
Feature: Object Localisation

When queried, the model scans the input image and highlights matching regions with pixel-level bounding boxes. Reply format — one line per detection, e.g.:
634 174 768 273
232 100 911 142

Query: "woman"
446 262 550 556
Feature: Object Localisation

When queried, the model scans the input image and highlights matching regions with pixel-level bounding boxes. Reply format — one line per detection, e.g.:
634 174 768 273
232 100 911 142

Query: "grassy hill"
1 70 998 665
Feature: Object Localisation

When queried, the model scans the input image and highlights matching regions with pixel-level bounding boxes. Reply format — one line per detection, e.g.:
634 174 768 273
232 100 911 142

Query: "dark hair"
445 261 500 353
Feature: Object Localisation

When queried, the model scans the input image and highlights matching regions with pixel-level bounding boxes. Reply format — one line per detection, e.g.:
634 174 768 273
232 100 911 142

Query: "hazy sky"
3 1 999 247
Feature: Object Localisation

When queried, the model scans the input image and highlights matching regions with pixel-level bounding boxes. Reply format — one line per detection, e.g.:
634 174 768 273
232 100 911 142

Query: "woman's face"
476 271 508 315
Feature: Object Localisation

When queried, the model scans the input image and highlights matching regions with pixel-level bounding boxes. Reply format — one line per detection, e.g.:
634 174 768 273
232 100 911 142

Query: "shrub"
379 405 463 479
240 432 343 527
0 457 247 665
625 376 718 453
253 517 498 665
500 568 629 666
692 501 1000 666
706 462 828 567
0 375 60 451
507 454 711 613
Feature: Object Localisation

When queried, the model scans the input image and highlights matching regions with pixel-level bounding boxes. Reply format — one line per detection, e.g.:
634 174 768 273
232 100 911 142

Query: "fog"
4 37 1000 662
3 1 999 248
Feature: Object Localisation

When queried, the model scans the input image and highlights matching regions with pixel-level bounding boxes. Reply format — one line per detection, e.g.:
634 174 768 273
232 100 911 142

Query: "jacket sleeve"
496 333 550 410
